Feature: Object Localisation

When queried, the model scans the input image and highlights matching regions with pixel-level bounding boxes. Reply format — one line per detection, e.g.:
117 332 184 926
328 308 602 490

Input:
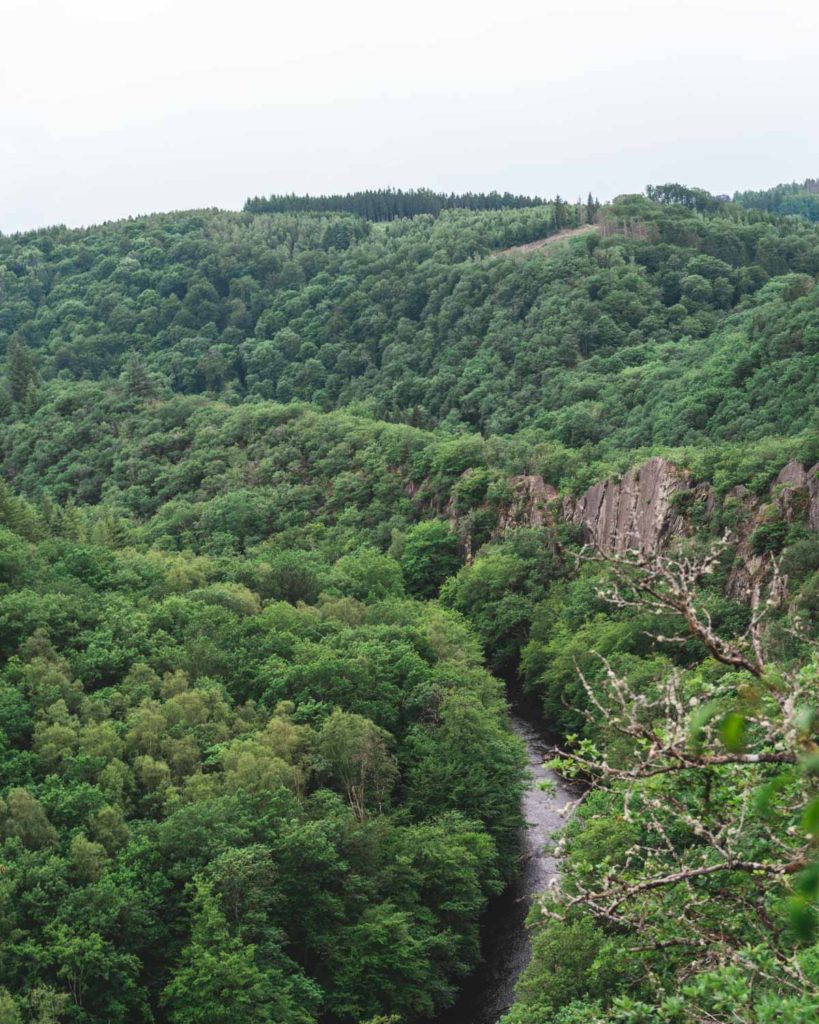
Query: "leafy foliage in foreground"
504 544 819 1024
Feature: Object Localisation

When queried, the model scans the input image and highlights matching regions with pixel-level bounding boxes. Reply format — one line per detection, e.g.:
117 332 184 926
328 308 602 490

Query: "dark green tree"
6 336 36 406
162 878 317 1024
399 520 462 598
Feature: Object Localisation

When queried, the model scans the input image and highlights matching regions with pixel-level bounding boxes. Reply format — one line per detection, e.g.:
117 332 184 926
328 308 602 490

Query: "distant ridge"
243 186 554 221
733 177 819 221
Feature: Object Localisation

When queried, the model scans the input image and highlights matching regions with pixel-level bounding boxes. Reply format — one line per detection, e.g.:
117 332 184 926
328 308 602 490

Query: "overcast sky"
1 0 817 234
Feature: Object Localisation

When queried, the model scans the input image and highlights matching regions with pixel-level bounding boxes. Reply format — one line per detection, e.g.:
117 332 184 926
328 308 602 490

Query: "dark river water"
433 684 576 1024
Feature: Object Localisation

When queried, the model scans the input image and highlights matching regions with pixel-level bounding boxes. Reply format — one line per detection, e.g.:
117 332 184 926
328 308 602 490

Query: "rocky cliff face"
496 475 558 533
452 456 817 604
562 457 694 554
427 457 817 596
774 460 819 529
559 457 818 556
722 460 819 600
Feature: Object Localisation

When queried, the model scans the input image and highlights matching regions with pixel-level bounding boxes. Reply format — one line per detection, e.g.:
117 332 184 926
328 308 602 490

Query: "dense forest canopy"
1 194 816 449
0 183 818 1023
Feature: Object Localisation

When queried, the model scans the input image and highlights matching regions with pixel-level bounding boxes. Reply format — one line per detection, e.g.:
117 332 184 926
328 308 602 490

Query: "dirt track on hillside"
492 223 598 257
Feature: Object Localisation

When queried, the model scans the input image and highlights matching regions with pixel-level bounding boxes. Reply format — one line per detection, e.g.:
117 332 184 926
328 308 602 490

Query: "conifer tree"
123 353 156 400
0 482 40 540
6 336 36 406
39 493 59 537
59 499 86 542
553 195 565 229
90 509 128 548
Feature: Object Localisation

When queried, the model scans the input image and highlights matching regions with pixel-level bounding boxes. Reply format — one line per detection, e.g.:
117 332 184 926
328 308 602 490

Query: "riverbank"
433 681 576 1024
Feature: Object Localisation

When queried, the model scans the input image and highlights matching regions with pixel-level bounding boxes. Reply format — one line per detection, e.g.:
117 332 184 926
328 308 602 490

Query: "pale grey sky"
1 0 817 234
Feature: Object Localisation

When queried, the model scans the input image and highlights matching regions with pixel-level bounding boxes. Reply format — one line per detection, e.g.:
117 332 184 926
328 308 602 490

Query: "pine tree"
123 352 155 399
553 195 566 229
59 499 86 542
39 492 59 537
90 509 128 548
6 336 36 406
0 482 40 540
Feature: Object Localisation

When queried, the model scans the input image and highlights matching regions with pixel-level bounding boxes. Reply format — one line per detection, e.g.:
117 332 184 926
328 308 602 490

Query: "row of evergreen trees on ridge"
245 181 819 225
244 186 602 223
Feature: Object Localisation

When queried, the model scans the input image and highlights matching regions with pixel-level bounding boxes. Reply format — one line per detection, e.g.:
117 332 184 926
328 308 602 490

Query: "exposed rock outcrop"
720 484 764 602
811 465 819 532
564 457 692 554
411 456 817 603
496 475 558 533
772 459 819 525
722 460 819 601
558 456 817 604
559 457 817 560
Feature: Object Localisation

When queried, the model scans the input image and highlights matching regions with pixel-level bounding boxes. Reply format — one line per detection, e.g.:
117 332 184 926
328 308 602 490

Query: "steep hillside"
2 196 817 444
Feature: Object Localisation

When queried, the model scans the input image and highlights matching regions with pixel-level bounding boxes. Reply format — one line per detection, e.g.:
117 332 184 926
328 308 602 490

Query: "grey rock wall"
563 456 692 553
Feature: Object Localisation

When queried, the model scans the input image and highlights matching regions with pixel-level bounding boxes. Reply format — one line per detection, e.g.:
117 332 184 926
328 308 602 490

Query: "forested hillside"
0 188 818 1024
734 178 819 222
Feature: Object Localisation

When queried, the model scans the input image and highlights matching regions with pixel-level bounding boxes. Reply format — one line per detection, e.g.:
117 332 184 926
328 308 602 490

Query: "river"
434 682 576 1024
